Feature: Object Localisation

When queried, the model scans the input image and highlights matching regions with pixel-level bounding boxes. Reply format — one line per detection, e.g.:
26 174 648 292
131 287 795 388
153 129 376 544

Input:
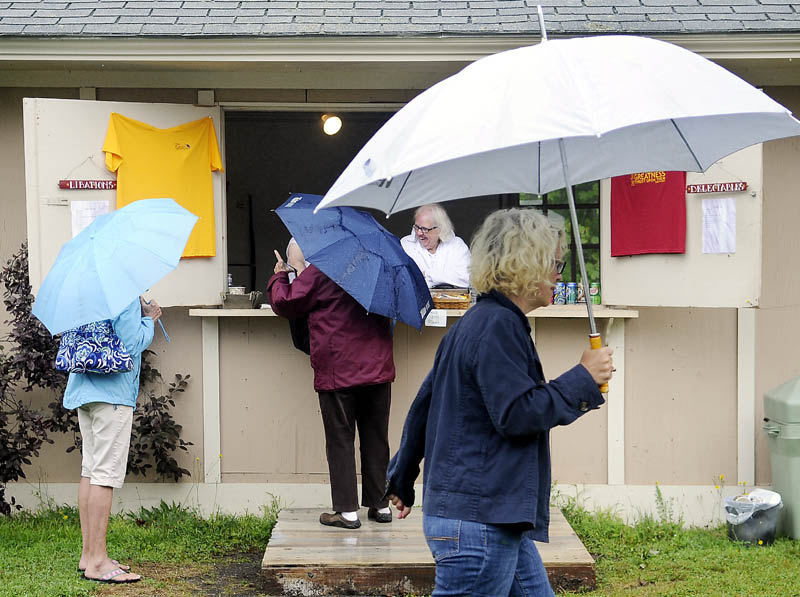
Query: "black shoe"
367 507 392 523
319 512 361 529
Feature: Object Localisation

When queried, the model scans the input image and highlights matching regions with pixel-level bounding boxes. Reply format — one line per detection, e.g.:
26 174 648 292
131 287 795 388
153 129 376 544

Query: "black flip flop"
81 567 141 584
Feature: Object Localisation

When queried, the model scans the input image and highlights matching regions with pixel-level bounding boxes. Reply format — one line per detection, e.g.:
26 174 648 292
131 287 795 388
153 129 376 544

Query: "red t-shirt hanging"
611 171 686 257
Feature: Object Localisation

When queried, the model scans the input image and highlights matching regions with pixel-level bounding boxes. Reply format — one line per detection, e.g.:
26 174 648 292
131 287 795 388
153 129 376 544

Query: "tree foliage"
520 182 601 285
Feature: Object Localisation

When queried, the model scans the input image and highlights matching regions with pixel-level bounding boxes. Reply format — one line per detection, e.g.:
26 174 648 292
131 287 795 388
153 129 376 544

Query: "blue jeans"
423 514 555 597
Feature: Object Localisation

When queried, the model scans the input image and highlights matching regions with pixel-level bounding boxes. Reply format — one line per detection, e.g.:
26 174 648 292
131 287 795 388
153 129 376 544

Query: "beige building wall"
217 317 445 482
624 307 738 485
541 318 609 485
755 84 800 485
0 88 78 483
215 315 616 485
0 88 76 264
2 83 798 495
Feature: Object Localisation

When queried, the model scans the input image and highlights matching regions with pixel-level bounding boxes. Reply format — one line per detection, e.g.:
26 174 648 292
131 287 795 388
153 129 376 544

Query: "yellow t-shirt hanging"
103 113 224 258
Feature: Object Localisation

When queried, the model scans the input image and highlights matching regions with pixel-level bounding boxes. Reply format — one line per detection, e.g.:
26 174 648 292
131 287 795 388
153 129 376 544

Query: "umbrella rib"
537 141 542 195
386 170 413 216
669 119 703 171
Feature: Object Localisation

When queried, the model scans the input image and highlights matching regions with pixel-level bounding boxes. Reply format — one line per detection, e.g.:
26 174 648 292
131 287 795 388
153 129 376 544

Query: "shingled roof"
0 0 798 37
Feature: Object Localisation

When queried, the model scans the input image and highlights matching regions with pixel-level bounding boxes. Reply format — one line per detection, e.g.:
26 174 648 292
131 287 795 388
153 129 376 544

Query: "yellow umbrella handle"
589 333 609 393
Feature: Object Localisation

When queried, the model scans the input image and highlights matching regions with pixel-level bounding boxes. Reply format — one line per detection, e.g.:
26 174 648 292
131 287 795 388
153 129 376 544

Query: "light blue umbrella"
32 198 198 335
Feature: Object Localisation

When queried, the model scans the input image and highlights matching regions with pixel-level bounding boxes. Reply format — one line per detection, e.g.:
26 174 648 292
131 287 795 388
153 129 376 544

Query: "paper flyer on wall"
702 197 736 254
70 200 109 238
425 309 447 327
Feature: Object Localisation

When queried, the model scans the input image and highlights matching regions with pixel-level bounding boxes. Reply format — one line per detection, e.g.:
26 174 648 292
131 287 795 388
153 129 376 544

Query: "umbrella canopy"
318 34 800 347
318 35 800 215
32 198 198 335
275 193 432 330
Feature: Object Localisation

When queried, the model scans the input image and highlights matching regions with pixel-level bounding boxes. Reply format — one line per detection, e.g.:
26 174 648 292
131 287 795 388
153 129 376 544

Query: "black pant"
317 383 391 513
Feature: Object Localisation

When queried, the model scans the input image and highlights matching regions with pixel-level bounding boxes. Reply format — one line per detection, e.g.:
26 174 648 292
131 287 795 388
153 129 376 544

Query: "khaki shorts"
77 402 134 489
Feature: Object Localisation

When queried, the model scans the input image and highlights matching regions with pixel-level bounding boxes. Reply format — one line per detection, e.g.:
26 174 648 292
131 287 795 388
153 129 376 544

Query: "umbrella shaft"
559 140 598 335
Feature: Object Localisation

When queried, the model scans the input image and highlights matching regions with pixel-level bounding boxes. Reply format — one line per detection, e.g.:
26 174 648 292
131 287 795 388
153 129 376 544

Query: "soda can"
590 282 601 305
566 282 578 305
553 282 566 305
577 282 586 303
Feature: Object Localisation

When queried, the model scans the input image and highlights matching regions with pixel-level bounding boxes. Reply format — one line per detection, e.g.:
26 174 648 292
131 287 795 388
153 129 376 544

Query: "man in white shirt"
400 204 471 288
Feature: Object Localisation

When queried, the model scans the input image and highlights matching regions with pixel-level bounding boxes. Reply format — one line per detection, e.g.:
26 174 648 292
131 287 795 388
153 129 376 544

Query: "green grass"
559 495 800 596
2 495 799 596
0 499 279 596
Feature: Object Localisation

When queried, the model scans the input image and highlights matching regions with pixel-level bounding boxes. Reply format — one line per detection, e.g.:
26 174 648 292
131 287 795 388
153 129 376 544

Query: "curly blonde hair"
469 209 564 299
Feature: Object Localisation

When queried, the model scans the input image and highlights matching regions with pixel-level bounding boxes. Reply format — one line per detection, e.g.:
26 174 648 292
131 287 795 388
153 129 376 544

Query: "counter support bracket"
202 317 222 484
737 308 756 487
606 318 625 485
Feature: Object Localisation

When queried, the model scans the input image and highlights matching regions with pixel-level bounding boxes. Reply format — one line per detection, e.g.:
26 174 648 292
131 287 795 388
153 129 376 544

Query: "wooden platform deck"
262 507 595 596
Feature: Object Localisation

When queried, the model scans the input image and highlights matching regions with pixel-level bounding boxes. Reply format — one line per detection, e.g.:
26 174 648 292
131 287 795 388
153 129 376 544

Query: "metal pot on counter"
222 289 263 309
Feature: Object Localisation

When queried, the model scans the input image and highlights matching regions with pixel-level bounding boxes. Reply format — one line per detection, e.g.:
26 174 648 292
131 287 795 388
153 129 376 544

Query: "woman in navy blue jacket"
386 209 614 596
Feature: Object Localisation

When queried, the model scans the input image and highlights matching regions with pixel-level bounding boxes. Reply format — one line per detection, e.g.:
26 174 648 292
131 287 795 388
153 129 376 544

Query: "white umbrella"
319 35 800 213
317 34 800 349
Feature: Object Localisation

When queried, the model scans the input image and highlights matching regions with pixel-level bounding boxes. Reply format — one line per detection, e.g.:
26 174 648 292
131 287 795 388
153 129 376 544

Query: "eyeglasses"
554 259 566 274
413 224 439 234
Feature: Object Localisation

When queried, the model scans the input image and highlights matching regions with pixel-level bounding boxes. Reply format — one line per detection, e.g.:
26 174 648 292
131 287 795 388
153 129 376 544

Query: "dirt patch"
96 551 275 596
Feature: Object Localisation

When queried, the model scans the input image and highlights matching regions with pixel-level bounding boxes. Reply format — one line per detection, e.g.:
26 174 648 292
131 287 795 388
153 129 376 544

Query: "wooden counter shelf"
189 304 638 319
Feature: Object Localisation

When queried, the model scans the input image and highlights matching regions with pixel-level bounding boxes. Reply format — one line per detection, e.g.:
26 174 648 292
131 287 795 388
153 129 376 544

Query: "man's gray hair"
415 203 455 242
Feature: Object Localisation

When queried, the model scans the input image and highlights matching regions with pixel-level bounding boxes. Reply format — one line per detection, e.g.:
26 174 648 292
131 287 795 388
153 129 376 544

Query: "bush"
0 346 52 516
0 243 58 515
1 243 66 394
129 363 193 481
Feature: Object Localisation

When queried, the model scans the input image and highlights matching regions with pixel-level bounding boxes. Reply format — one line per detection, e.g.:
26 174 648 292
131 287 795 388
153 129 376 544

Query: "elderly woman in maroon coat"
268 243 395 529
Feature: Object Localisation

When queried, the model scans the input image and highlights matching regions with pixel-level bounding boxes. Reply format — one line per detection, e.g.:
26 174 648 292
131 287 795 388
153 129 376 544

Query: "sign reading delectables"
686 181 747 194
58 179 117 190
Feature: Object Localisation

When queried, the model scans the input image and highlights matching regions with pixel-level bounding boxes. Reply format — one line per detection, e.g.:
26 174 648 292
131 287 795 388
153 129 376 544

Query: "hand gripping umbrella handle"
589 333 609 393
143 298 171 342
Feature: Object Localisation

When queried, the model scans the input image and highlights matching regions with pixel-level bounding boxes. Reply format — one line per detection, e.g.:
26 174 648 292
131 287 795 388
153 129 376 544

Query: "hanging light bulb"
321 114 342 136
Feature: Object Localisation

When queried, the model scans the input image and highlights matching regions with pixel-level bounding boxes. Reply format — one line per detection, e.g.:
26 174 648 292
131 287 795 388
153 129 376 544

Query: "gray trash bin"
763 375 800 539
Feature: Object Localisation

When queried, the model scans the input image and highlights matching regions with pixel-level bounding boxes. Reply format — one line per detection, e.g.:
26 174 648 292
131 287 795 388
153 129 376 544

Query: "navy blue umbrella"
275 193 432 330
